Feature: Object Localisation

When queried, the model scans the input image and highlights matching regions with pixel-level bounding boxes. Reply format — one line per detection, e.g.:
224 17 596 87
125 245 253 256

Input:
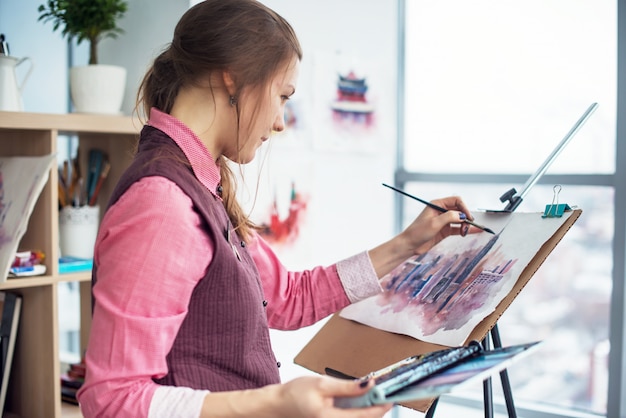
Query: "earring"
229 95 237 106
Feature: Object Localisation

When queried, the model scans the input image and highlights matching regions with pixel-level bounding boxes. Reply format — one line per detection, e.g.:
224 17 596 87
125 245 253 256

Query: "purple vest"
92 126 281 391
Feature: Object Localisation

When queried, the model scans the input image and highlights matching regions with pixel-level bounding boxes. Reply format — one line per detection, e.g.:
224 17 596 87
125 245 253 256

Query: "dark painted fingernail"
359 379 370 388
462 225 469 236
459 212 467 220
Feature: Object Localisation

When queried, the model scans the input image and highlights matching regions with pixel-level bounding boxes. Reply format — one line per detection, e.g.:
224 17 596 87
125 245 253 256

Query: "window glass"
403 0 616 174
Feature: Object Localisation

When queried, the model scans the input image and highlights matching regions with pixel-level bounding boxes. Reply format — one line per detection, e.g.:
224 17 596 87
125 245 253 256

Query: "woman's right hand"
276 376 392 417
201 376 392 417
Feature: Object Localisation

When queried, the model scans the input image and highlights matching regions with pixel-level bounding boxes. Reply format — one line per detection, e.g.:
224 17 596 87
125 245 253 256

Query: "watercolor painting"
340 211 574 346
258 181 308 246
0 155 55 281
330 71 376 129
312 50 390 154
272 97 313 151
236 150 314 259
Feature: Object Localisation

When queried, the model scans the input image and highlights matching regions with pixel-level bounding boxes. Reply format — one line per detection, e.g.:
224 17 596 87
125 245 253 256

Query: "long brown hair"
135 0 302 241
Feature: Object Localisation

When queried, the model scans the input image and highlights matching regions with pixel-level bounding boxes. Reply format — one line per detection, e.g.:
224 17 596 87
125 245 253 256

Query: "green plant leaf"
37 0 128 65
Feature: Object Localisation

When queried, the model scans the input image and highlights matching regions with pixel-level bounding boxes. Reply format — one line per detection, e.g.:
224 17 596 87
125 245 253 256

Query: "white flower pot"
70 64 127 114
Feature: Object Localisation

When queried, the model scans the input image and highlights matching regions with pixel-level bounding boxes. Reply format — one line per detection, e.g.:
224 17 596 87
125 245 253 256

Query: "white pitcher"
0 55 34 112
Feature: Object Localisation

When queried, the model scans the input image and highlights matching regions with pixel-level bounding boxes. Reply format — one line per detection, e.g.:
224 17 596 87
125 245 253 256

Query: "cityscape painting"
340 211 576 346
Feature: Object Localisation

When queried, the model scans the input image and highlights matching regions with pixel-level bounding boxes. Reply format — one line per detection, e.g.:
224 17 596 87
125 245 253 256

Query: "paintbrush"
382 183 496 235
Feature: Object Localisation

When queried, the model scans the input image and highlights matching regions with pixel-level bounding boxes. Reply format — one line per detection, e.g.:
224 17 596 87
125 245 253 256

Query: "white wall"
1 0 399 391
251 0 399 384
258 0 398 263
98 0 189 115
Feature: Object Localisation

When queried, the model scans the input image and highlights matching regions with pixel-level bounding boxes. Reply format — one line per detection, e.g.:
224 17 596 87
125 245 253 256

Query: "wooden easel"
294 208 582 415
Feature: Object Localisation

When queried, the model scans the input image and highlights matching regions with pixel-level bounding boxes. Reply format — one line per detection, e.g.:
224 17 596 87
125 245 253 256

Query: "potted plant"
38 0 129 114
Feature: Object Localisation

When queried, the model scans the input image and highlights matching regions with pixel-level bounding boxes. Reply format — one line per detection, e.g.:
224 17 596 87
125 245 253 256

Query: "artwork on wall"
258 181 308 246
236 150 313 258
312 50 389 154
273 97 313 151
340 211 576 346
284 100 299 130
330 71 376 129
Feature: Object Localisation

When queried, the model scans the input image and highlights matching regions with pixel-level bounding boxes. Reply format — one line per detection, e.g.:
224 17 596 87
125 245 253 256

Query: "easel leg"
425 398 439 418
425 325 518 418
491 324 517 417
482 334 494 418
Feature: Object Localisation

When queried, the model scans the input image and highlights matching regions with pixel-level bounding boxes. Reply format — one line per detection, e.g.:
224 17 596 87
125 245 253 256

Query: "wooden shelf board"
0 273 91 290
0 111 140 135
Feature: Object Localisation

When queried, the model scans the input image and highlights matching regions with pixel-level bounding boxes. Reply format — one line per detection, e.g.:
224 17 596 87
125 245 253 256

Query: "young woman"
76 1 477 416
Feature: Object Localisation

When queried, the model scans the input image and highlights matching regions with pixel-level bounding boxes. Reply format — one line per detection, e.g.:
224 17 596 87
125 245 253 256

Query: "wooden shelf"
0 111 139 418
0 273 91 290
0 111 139 134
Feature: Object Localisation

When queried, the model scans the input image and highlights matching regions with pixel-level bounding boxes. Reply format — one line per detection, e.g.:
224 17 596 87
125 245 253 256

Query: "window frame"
395 1 626 416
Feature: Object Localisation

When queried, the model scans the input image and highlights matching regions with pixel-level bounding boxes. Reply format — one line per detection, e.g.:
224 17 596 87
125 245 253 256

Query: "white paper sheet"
340 211 573 346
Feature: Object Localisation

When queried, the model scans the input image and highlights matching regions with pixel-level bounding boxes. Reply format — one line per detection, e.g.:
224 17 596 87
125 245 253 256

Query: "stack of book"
8 250 46 277
60 360 85 405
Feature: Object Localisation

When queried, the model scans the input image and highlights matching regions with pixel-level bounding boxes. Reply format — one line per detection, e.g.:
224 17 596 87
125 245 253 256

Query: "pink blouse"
77 109 382 418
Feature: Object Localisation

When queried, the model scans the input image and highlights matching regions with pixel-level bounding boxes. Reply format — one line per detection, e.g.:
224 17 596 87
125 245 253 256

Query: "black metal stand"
424 397 439 418
425 323 517 418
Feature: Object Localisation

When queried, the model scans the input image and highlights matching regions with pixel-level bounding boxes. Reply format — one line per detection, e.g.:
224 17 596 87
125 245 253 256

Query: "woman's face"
231 56 299 164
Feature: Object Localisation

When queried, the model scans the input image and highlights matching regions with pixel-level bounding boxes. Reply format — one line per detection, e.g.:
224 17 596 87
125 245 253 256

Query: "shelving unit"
0 111 139 418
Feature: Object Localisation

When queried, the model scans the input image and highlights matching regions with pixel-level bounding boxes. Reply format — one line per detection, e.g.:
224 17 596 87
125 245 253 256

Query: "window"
398 1 618 415
403 0 615 175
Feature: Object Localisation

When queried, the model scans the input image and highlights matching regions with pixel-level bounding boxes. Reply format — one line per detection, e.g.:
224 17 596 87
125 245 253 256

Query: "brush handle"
382 183 495 234
382 183 448 213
